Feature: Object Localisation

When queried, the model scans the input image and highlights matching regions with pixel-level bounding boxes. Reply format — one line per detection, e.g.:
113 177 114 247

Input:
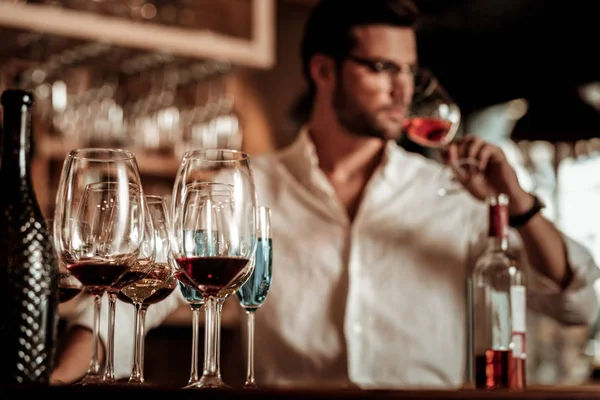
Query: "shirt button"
353 323 362 334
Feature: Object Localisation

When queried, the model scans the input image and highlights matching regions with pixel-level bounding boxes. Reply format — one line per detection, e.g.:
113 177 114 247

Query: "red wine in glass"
59 286 82 303
403 117 452 148
176 256 249 297
475 349 512 390
66 262 129 295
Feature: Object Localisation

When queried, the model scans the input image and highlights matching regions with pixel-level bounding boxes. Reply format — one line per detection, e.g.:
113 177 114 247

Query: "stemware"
236 205 273 389
53 148 146 385
403 69 477 196
120 194 174 385
172 149 257 389
102 190 156 384
179 280 204 387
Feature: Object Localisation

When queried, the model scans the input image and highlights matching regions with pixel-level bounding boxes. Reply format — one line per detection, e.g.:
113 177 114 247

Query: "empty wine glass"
53 148 146 385
236 205 273 389
172 157 256 390
403 69 477 196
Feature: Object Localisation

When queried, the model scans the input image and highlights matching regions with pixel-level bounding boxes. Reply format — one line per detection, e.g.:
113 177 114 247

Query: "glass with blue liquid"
236 205 272 389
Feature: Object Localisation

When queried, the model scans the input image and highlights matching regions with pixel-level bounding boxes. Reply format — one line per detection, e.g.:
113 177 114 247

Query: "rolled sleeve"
67 286 185 380
522 232 600 326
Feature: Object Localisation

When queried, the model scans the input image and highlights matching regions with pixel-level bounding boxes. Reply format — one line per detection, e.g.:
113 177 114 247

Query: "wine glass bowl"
404 69 461 149
403 70 478 196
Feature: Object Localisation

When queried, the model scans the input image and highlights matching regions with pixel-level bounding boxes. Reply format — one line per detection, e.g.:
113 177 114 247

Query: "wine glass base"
74 374 105 386
184 376 231 389
243 382 258 389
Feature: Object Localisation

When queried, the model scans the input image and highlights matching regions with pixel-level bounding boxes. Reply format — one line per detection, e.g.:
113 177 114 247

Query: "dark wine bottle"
0 89 59 385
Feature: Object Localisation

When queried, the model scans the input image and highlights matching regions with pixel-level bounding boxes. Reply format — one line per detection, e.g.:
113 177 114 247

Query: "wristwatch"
509 193 545 228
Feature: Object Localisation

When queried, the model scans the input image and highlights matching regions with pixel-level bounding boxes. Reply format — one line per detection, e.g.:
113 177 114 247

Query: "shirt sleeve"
468 202 600 327
66 286 185 380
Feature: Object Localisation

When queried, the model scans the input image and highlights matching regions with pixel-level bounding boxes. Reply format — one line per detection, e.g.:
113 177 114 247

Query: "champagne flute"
236 205 273 389
53 148 146 385
403 69 477 196
172 150 257 390
120 194 173 385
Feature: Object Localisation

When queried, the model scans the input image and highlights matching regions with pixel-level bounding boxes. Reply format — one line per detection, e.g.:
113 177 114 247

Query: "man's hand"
443 135 534 215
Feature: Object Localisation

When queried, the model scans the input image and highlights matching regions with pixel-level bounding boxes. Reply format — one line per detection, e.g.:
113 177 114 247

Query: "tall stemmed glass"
53 148 146 385
102 192 156 384
236 205 273 389
178 184 231 389
402 69 477 196
172 149 257 389
121 195 174 385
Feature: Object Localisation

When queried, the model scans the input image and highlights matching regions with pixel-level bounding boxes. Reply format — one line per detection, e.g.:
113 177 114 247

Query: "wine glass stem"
244 310 257 388
202 296 221 380
128 302 146 384
86 293 103 377
188 305 202 384
102 291 118 383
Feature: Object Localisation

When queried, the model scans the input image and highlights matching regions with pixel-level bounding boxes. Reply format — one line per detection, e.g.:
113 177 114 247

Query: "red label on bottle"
488 204 508 238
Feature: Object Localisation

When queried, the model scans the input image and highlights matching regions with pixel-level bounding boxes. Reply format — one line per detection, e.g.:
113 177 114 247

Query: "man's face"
332 25 417 141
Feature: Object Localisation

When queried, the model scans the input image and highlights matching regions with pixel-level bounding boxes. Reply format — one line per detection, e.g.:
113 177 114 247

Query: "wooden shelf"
0 0 275 69
36 135 182 178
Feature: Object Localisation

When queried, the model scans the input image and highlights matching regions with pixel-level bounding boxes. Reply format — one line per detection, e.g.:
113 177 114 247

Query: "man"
52 0 600 388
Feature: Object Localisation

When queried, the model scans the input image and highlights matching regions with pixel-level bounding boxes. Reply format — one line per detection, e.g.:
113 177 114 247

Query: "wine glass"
178 184 231 389
102 190 156 384
403 69 477 196
236 205 273 389
172 149 256 389
120 194 174 385
53 148 146 385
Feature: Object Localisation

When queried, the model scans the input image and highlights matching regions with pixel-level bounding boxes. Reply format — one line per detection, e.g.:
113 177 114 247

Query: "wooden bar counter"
2 384 600 399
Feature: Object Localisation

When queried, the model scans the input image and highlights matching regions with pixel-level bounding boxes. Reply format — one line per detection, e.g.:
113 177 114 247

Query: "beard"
332 79 404 141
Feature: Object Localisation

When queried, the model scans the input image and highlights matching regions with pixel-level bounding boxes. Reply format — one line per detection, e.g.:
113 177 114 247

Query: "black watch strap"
509 194 545 228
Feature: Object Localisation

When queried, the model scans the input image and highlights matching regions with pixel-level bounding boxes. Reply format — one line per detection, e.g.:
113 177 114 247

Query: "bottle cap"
1 89 34 109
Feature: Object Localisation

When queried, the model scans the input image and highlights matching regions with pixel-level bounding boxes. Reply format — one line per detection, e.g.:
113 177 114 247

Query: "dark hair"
291 0 420 125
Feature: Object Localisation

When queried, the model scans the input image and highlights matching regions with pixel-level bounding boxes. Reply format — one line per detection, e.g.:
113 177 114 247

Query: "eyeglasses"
346 54 418 78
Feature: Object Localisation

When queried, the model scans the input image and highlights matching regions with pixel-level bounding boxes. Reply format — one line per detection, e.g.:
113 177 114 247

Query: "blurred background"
0 0 599 387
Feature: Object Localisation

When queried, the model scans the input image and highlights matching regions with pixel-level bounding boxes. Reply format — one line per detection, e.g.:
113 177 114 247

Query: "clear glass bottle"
472 193 526 390
0 89 60 385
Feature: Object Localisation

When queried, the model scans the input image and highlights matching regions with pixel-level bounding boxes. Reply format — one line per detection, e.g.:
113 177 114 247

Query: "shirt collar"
278 125 409 187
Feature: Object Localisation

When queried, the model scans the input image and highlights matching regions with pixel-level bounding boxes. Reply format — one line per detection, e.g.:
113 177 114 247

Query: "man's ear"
309 54 337 90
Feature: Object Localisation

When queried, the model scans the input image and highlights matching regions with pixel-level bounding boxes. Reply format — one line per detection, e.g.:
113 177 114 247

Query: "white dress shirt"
70 129 600 388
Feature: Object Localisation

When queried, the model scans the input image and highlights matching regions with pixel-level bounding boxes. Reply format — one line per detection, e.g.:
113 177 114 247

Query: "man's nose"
391 73 414 104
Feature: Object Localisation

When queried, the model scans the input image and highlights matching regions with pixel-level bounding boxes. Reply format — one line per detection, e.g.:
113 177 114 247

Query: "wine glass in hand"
403 69 477 196
236 205 273 389
53 149 146 385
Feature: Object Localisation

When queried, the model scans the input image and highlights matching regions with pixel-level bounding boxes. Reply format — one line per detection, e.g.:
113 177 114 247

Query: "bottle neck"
487 198 509 252
1 104 32 180
486 235 508 252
